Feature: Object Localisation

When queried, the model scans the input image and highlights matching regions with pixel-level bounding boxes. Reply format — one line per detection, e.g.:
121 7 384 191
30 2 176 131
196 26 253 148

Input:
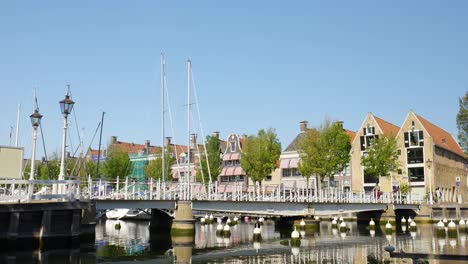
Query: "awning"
222 154 232 161
280 158 300 168
280 159 291 168
231 153 241 160
220 167 228 176
290 158 300 168
281 179 308 188
233 166 245 175
226 167 235 176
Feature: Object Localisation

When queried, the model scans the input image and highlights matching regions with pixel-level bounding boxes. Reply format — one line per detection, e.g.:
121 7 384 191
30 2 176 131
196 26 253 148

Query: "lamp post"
426 158 433 205
29 109 42 180
58 89 75 194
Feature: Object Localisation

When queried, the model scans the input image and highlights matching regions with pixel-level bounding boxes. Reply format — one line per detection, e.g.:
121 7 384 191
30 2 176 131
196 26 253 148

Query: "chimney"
144 140 151 148
299 121 308 132
165 137 172 147
111 136 117 145
335 121 344 129
191 133 197 149
212 131 220 139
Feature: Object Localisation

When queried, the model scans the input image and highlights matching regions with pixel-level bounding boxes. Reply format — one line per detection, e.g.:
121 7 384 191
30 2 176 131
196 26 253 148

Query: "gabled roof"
415 114 465 158
373 115 400 136
284 132 305 152
284 128 355 152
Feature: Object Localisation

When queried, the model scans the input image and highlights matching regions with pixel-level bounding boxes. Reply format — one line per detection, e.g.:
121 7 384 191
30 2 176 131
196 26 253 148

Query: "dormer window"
180 153 186 164
230 141 236 152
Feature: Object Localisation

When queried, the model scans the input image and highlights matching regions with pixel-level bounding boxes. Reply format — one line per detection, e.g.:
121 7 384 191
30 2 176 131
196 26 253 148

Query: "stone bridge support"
171 201 195 236
0 201 93 250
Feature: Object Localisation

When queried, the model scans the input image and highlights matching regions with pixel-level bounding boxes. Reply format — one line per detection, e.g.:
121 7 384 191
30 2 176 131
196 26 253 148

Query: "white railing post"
124 177 128 200
262 185 265 201
27 180 33 201
116 176 120 199
88 176 92 199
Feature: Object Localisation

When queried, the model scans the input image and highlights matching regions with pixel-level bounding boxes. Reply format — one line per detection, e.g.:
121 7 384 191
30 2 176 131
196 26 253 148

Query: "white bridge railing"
0 179 81 202
82 177 423 205
0 177 424 204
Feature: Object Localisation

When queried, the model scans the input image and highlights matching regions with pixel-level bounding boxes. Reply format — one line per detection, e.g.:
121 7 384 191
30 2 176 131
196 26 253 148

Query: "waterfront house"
350 113 400 193
395 111 467 202
280 121 355 193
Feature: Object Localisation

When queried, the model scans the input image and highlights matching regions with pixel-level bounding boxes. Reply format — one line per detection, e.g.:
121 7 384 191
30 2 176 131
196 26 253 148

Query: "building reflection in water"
2 218 467 263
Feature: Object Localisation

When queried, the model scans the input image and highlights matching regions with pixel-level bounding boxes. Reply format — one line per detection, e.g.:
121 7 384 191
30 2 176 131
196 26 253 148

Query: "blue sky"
1 1 467 159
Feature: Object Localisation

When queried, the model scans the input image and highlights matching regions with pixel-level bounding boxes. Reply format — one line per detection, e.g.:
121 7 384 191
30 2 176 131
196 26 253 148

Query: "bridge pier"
171 201 195 237
0 201 94 250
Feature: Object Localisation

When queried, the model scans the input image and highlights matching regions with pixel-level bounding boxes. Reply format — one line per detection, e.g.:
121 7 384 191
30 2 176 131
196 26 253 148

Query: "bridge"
0 178 425 248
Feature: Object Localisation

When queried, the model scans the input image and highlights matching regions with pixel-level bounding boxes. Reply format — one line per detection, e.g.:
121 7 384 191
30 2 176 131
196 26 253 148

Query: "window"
343 180 350 186
410 131 419 146
265 175 272 181
360 134 379 151
230 141 236 152
180 155 186 164
407 148 424 164
322 181 329 188
330 181 339 187
282 168 301 177
408 167 424 182
220 176 229 182
404 131 424 148
224 160 233 167
238 175 245 181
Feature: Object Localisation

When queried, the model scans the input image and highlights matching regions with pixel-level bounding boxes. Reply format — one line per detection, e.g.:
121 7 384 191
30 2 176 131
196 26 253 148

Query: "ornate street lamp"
58 87 75 194
29 109 42 180
426 158 433 205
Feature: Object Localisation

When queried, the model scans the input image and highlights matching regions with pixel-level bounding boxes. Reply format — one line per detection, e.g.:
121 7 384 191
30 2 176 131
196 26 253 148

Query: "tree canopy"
101 145 133 180
145 150 175 181
297 120 352 186
240 128 281 185
361 135 400 183
196 135 222 184
457 91 468 156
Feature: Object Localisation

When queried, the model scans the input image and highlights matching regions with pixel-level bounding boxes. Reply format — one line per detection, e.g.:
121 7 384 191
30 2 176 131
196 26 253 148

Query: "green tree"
38 158 60 180
457 91 468 155
101 145 133 180
361 135 400 185
297 120 352 189
240 128 281 189
196 135 222 184
145 151 175 181
86 160 98 178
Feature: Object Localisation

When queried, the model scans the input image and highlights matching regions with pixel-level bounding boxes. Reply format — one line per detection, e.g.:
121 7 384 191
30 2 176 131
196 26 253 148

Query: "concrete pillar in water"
171 201 195 236
380 205 396 224
172 235 193 264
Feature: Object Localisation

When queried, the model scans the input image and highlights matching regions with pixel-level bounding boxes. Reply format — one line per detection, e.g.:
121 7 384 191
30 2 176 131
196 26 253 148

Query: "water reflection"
1 219 467 263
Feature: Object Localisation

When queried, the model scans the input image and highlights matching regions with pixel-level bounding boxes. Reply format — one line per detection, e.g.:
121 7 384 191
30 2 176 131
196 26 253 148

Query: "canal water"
1 218 467 263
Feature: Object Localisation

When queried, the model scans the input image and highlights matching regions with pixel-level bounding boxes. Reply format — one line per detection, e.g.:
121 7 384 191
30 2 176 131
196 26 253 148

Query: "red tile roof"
373 115 400 136
416 114 465 158
112 141 161 155
345 129 356 142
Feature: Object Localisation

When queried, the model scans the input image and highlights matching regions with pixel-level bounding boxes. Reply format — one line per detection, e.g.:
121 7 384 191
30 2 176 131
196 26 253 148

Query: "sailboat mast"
15 103 21 147
96 111 105 179
187 59 191 189
161 53 166 182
